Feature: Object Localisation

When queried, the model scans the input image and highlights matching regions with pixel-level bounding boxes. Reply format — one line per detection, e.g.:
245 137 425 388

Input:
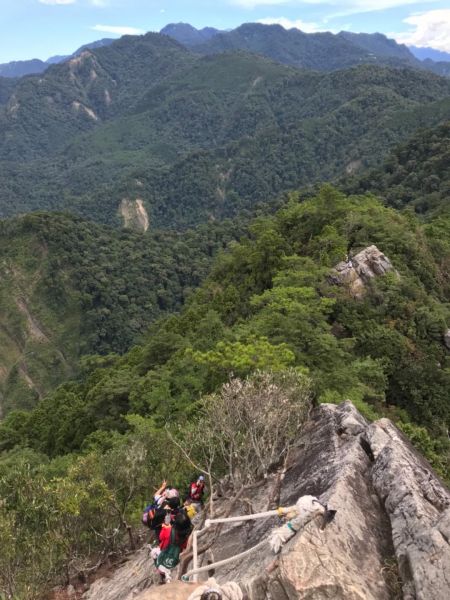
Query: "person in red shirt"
186 475 206 506
159 510 191 551
151 509 193 584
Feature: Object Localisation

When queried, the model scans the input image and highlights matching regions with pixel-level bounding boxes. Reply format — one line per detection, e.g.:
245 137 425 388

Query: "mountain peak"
338 30 417 62
410 45 450 63
160 22 220 46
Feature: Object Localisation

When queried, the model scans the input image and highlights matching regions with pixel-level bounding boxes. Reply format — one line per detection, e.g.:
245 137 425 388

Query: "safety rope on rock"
184 503 296 581
183 538 267 580
187 578 243 600
204 507 287 528
183 496 332 582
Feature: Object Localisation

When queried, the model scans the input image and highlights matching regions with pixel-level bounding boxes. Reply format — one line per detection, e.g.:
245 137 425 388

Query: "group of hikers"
143 475 337 587
143 475 206 584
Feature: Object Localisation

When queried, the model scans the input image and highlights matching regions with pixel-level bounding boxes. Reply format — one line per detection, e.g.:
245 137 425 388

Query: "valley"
0 17 449 600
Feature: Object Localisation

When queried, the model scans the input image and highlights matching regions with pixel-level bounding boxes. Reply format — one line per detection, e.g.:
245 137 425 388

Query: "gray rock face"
444 328 450 350
83 546 155 600
330 245 396 297
85 402 450 600
365 419 450 600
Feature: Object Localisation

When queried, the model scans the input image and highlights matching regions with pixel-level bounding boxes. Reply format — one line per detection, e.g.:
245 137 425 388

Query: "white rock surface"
85 402 450 600
444 328 450 350
330 245 396 297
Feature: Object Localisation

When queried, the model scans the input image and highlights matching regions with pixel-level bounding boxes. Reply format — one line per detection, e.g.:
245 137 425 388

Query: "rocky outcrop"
444 328 450 350
84 402 450 600
366 420 450 600
329 245 396 297
119 199 150 232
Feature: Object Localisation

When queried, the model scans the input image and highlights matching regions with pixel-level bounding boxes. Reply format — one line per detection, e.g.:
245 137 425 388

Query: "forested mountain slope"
0 213 239 414
188 23 450 77
338 31 416 62
0 33 192 161
0 76 17 104
2 187 448 452
1 24 449 599
191 24 411 70
346 120 450 216
141 64 450 228
1 48 450 228
0 187 449 598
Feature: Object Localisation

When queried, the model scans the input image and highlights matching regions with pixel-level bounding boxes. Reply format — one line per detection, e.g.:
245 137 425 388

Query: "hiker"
153 479 171 507
186 475 206 508
184 498 198 520
151 508 193 583
143 483 181 538
142 480 166 528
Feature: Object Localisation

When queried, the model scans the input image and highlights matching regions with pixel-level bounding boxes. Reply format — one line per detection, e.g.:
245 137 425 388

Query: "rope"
184 504 297 580
204 505 294 528
184 496 328 580
187 578 243 600
183 538 267 579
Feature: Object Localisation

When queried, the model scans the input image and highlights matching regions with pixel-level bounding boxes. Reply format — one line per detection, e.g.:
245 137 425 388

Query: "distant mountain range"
160 23 220 46
2 23 450 79
410 46 450 63
0 38 114 78
161 23 449 76
1 21 450 419
1 27 450 230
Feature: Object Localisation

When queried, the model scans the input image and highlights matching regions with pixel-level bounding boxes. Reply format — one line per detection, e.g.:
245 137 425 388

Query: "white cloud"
394 10 450 53
39 0 76 4
257 17 327 34
91 24 145 36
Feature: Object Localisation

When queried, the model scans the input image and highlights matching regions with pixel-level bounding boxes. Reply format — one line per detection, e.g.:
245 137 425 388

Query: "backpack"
149 507 168 531
156 528 181 570
142 504 156 527
185 503 197 520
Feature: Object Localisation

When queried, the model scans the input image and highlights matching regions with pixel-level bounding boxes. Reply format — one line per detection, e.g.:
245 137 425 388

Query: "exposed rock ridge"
119 198 150 232
365 419 450 600
330 245 396 297
84 402 450 600
444 328 450 350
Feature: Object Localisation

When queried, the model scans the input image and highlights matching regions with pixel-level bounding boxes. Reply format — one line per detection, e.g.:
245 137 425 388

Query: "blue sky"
1 0 449 63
